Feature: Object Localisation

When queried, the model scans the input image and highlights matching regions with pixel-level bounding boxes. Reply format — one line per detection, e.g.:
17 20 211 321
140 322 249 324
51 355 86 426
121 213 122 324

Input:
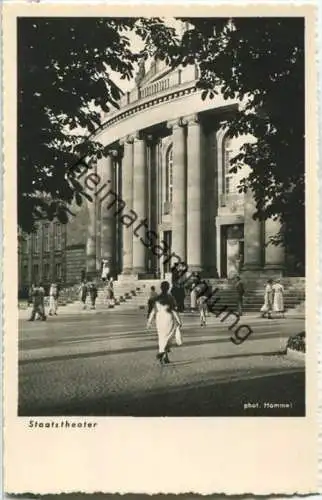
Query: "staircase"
96 279 162 310
50 277 305 315
202 278 305 314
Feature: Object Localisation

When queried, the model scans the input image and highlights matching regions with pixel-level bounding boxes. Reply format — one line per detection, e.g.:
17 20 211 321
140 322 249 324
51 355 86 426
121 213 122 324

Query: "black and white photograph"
16 14 307 418
4 2 320 495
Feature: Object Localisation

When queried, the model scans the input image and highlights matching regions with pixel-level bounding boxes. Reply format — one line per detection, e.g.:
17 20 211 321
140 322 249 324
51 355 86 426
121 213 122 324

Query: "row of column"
86 134 150 277
86 116 285 277
168 115 203 271
115 115 203 275
88 116 203 277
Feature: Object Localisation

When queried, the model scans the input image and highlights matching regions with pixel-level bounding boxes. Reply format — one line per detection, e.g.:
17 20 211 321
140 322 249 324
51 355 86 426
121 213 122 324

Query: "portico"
83 62 285 280
85 110 285 280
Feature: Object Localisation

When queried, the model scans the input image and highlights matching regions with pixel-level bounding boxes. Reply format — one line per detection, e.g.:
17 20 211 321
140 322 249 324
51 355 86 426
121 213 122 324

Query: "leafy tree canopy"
18 17 304 267
18 17 179 230
173 17 304 268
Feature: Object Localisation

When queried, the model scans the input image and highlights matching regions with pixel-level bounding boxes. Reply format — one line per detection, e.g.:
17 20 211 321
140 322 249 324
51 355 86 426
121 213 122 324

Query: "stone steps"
95 287 304 313
55 277 305 313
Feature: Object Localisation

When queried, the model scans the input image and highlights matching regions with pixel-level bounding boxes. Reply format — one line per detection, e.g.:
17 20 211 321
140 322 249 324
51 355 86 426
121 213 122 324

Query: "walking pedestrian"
106 277 115 307
78 280 88 310
172 282 185 312
147 285 158 318
101 259 110 282
89 282 98 309
147 281 182 365
28 283 35 306
260 279 274 319
235 276 245 316
28 283 46 321
272 279 285 318
48 282 59 316
170 262 179 286
178 284 186 312
197 292 208 326
81 269 86 282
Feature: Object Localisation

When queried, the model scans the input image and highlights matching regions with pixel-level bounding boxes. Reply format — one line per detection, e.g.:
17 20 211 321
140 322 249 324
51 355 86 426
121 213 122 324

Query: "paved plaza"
18 308 305 417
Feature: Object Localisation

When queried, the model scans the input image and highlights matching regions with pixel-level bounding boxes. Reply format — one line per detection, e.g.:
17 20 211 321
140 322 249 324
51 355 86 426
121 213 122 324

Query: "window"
44 224 50 252
22 264 28 283
223 138 234 195
32 264 39 283
55 262 62 280
165 146 173 203
54 223 62 251
19 236 27 254
43 263 50 281
32 231 40 254
25 237 30 254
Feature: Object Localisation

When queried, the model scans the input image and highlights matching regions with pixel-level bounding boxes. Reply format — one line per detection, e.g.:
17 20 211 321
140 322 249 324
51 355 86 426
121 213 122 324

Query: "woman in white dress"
272 279 285 318
101 259 110 282
260 279 274 319
147 281 182 365
106 278 114 306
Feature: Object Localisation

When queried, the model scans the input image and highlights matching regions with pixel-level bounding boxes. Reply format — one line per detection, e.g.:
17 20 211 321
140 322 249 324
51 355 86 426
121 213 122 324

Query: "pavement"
18 309 305 417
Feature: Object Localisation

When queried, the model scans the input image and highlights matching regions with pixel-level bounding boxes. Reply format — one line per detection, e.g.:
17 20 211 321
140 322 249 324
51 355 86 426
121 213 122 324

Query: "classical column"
49 222 55 282
96 197 102 273
185 114 202 272
216 127 227 204
39 225 44 283
243 189 262 271
98 152 117 271
167 118 186 262
120 136 134 274
132 133 147 274
115 157 122 275
86 197 97 278
28 234 33 285
264 217 285 273
216 222 221 277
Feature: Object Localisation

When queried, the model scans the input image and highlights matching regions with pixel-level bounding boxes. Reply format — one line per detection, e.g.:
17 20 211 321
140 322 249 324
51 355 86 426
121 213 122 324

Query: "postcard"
3 2 319 495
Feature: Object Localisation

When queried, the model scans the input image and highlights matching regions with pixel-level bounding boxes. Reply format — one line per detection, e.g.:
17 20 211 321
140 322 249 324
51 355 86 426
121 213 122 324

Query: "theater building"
19 58 289 293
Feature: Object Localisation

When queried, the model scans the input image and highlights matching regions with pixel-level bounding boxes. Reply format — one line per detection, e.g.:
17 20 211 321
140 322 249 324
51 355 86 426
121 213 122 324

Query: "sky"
110 18 185 94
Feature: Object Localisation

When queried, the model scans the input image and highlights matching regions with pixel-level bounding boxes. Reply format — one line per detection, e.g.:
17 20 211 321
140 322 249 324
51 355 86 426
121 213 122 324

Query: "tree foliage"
18 17 305 268
172 17 305 268
18 17 178 231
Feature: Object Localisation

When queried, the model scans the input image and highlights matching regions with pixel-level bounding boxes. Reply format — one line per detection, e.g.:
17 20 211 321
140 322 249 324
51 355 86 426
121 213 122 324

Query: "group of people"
78 280 98 310
146 277 214 366
232 275 285 319
28 282 60 321
146 275 286 364
261 278 285 319
78 277 114 310
170 262 214 316
77 259 115 310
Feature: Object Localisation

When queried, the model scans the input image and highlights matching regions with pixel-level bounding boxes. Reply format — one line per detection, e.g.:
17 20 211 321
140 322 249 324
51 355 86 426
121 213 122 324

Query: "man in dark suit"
235 276 245 316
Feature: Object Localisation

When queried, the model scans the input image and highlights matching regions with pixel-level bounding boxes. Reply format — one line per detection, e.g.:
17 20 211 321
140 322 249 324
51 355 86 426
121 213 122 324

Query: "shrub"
286 331 305 353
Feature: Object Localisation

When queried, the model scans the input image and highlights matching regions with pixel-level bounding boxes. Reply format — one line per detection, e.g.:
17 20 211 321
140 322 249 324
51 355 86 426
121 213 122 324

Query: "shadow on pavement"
19 370 305 417
19 331 291 365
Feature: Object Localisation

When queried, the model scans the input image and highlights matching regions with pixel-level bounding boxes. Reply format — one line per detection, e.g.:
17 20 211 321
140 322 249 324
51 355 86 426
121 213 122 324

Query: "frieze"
99 84 198 136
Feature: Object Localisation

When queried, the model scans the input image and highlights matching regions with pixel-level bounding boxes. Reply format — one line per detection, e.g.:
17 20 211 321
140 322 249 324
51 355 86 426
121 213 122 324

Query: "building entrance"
221 224 244 278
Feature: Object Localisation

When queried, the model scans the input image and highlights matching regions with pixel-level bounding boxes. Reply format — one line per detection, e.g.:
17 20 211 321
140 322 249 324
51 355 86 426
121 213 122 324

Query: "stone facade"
19 221 67 295
19 60 288 294
19 203 88 294
79 61 285 280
